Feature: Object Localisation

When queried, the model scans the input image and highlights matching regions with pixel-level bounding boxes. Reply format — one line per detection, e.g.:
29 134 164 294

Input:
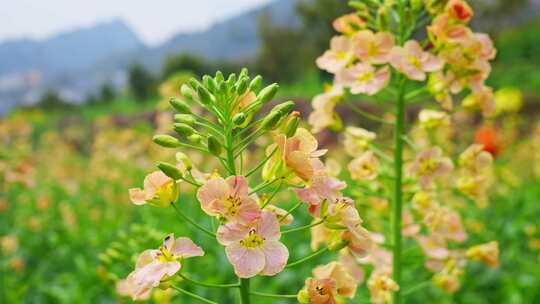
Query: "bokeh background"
1 0 539 303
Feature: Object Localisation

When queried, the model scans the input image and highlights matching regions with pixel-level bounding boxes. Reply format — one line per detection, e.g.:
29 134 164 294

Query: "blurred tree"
36 90 73 110
162 53 212 79
255 12 311 83
296 0 350 60
128 63 156 102
98 83 116 104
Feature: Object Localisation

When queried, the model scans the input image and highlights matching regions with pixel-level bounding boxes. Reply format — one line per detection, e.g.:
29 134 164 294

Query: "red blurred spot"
475 125 499 156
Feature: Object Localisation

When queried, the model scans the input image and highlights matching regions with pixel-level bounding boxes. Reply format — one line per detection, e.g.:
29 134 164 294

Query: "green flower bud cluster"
152 68 296 175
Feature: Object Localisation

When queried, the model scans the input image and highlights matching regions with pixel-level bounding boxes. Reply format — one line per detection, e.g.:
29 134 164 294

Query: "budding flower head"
129 171 178 208
153 135 181 148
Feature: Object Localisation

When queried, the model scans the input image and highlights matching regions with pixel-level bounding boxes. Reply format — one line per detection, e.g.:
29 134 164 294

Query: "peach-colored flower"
428 71 454 110
446 0 474 22
265 128 327 182
336 63 390 96
462 86 496 117
352 30 395 64
197 176 261 225
118 234 204 300
432 258 464 293
217 211 288 278
129 171 178 207
424 207 468 242
459 144 493 173
428 14 471 45
389 40 443 81
344 126 376 157
402 210 421 237
466 241 499 268
314 261 358 298
333 13 366 34
300 278 338 304
317 36 354 74
348 151 379 181
409 147 454 188
416 234 450 260
295 172 346 217
418 109 450 129
338 250 365 283
309 86 343 133
367 271 399 304
342 223 375 258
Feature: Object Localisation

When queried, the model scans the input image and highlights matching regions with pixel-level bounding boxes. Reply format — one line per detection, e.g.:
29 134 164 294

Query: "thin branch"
171 285 218 304
249 291 297 299
286 247 330 268
172 203 216 238
282 219 324 235
180 273 240 289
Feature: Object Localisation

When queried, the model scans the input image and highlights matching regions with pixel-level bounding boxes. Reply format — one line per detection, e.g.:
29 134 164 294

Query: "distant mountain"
0 19 143 75
0 0 298 115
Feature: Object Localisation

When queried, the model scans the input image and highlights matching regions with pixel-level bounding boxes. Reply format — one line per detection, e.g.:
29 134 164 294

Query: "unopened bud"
174 114 196 125
170 97 192 114
153 135 181 148
236 77 249 95
272 101 295 116
258 83 279 105
284 112 301 137
188 134 202 144
203 75 218 93
215 71 224 83
188 78 202 90
173 123 196 137
176 152 192 170
197 86 214 105
226 73 237 88
248 75 263 92
261 110 282 131
377 5 391 31
207 135 222 156
239 68 249 79
233 112 247 126
180 85 195 101
157 162 183 180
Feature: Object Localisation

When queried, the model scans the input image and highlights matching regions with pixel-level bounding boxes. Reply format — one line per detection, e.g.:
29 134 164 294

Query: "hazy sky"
1 0 273 45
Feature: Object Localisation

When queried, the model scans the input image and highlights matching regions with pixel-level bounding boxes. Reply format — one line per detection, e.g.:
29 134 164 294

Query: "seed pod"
153 135 181 148
197 86 214 105
169 97 192 114
176 152 192 171
173 123 196 137
157 162 183 180
261 110 282 131
248 75 263 92
233 112 247 126
207 135 222 156
174 114 196 125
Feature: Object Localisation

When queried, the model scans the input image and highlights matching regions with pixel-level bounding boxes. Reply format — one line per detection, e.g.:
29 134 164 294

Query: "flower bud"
257 83 279 105
215 71 224 83
176 152 193 171
153 135 181 148
174 114 196 125
207 135 222 156
261 110 283 131
180 85 195 101
157 162 183 180
173 123 196 137
376 5 391 31
239 68 248 79
272 100 295 116
188 78 202 90
248 75 263 92
170 97 192 114
284 111 301 137
236 77 249 95
188 134 203 144
203 75 218 93
297 289 309 304
233 112 247 126
197 86 214 105
226 73 237 88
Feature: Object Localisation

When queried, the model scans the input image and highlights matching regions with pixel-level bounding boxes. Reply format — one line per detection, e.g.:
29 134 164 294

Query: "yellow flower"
367 272 399 304
466 241 499 268
494 87 523 115
418 109 450 129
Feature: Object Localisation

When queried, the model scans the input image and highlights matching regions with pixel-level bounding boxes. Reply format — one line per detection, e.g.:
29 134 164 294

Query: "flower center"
357 71 374 83
407 55 422 69
224 195 242 216
335 51 347 60
240 229 264 248
420 159 439 174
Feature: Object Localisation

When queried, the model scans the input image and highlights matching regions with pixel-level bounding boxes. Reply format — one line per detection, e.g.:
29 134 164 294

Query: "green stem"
286 247 329 268
171 285 218 304
180 273 240 289
172 203 216 238
250 291 297 299
278 201 303 223
239 278 251 304
282 219 324 235
391 77 406 304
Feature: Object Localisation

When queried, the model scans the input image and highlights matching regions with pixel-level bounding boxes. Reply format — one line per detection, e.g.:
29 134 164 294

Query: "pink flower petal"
260 240 289 276
217 223 250 246
197 177 230 215
171 237 205 258
227 176 249 198
225 243 265 278
257 211 281 241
